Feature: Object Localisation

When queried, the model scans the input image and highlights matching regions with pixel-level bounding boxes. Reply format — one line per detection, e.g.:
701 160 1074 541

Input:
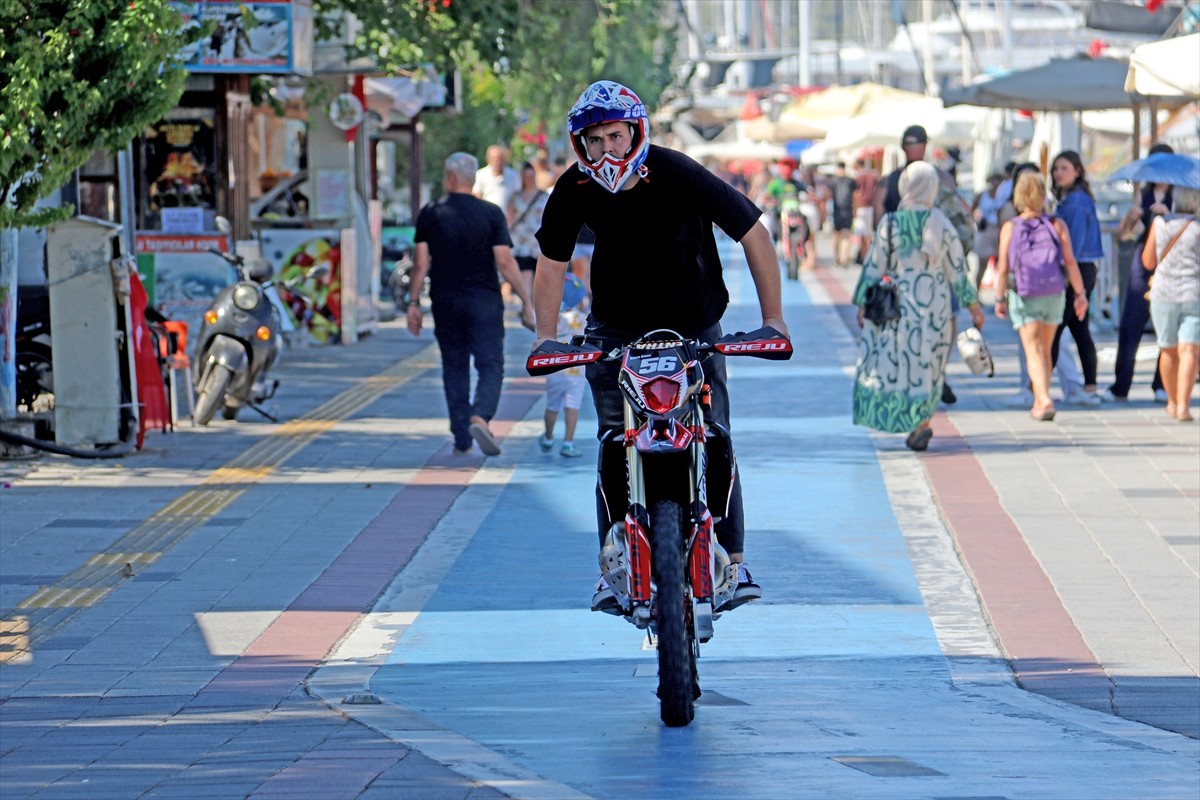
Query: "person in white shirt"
473 145 520 209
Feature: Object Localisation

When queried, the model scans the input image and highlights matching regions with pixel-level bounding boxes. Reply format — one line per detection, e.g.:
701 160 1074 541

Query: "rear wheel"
194 364 233 426
652 499 696 727
15 342 53 409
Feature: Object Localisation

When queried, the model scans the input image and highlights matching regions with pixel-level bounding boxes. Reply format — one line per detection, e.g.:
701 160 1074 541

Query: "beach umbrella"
1107 152 1200 190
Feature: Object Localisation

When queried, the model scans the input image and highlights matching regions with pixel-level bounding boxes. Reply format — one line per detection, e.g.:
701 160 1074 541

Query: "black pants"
1111 245 1164 398
1051 261 1098 386
431 291 505 451
585 323 745 554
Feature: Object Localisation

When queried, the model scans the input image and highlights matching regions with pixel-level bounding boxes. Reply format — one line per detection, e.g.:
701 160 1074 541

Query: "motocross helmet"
567 80 650 193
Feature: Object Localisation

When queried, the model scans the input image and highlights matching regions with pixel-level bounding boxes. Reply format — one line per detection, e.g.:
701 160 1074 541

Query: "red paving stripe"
194 370 542 703
815 264 1110 693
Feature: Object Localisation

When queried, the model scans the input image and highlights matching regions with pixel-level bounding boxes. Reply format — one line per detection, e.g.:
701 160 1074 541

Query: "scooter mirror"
215 216 233 237
248 259 275 282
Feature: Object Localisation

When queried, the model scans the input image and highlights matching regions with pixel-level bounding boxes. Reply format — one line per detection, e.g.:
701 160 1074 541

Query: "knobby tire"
194 364 232 426
652 499 696 727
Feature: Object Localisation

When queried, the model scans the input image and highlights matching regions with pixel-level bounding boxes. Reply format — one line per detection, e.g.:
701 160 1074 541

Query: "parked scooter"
14 284 53 410
191 218 323 425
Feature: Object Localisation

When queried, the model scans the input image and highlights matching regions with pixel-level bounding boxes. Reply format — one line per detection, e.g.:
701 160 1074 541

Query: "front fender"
197 335 249 382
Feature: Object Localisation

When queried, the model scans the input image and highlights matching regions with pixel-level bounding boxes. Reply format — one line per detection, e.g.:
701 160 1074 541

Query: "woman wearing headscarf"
853 161 985 450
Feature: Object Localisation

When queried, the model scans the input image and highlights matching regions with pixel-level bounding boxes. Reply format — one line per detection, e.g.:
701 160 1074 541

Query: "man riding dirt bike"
529 81 790 722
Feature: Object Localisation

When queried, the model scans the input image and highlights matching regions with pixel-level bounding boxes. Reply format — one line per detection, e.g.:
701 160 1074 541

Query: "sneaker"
1154 388 1169 403
538 435 554 452
1098 388 1128 403
560 442 582 458
941 382 957 405
1002 388 1035 409
591 578 619 614
1062 388 1102 407
715 563 761 612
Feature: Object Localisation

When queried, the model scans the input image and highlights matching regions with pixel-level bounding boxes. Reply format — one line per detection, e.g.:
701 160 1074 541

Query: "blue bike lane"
311 237 1198 799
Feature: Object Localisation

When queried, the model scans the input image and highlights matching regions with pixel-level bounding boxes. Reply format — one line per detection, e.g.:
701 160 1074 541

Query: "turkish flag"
1146 0 1164 12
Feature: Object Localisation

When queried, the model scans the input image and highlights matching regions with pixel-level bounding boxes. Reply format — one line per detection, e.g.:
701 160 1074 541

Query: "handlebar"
526 326 792 377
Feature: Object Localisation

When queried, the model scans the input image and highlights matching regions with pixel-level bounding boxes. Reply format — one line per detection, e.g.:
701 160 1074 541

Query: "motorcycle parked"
14 284 53 410
192 218 323 425
527 326 791 726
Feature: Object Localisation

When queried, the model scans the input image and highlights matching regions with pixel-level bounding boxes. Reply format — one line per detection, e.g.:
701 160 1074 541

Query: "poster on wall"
135 234 239 354
259 229 343 344
173 0 313 75
142 110 218 231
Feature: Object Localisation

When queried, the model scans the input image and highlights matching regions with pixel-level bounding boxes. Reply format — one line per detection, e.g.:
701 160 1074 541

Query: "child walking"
540 273 589 457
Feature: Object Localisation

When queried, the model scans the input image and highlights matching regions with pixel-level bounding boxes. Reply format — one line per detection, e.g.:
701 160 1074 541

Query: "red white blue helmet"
567 80 650 193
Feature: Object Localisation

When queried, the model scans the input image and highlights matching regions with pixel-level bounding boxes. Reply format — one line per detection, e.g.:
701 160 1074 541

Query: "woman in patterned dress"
853 161 985 450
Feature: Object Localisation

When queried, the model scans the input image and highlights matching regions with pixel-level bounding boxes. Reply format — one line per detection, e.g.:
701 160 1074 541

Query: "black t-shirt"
882 167 903 214
414 192 512 298
831 176 857 212
536 145 761 336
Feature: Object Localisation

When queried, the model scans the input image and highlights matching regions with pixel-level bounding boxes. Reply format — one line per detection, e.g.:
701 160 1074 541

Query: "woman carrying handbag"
853 162 985 451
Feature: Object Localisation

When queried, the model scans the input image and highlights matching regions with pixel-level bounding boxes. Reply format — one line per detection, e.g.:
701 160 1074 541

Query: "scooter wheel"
194 364 233 426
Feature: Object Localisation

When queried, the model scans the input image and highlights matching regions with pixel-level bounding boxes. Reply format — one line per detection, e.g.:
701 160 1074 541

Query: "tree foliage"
0 0 201 227
318 0 676 204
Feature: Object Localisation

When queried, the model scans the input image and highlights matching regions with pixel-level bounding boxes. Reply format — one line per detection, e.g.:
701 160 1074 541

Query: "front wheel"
194 364 233 426
652 499 697 727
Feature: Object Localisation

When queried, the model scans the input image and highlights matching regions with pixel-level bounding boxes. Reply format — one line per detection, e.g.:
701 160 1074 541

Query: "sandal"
1030 406 1057 422
905 426 933 451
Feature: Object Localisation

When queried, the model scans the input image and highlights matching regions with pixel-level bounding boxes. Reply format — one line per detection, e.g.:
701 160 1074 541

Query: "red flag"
1146 0 1164 12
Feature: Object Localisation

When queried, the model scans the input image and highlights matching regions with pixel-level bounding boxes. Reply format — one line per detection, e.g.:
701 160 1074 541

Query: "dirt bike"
527 326 792 726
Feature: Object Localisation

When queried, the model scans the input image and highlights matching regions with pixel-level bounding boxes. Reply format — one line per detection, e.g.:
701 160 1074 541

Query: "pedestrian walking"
1104 143 1174 403
851 157 878 264
853 161 985 451
874 124 977 405
972 173 1004 288
831 161 857 267
1050 150 1104 403
1142 186 1199 421
473 144 521 209
995 171 1089 422
539 273 590 457
507 161 549 322
532 79 788 612
995 162 1089 408
409 152 534 456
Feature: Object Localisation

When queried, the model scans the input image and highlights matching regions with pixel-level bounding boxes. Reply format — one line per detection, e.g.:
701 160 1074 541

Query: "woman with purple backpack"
995 171 1089 421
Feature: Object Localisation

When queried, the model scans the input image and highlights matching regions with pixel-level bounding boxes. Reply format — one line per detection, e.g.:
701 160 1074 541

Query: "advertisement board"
174 0 313 75
135 234 239 355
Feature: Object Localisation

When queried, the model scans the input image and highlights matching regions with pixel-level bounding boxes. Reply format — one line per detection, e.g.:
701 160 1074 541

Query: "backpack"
1009 215 1064 298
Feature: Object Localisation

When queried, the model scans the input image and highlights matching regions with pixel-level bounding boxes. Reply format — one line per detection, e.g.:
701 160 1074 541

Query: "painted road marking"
7 343 440 658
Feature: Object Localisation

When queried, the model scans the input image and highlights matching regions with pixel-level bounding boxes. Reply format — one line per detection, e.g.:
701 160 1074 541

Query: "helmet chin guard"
568 80 650 194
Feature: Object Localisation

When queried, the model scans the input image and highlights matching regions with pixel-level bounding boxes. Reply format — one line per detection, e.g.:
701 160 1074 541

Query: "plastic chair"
160 320 195 427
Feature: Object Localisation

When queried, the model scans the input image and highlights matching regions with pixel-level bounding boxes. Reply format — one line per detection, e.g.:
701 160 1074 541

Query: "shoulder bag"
863 212 901 327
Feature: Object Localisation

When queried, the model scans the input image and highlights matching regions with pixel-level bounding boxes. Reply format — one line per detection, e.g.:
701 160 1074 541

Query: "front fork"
613 400 726 636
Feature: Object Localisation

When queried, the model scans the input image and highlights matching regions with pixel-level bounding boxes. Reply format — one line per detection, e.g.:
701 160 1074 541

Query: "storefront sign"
173 0 313 75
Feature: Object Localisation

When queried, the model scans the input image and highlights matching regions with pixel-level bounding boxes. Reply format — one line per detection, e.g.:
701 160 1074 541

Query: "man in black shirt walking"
531 80 788 612
409 152 534 456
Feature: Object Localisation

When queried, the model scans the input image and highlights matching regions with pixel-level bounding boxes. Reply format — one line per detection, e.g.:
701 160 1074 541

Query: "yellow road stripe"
18 587 112 609
86 553 161 567
11 342 440 646
0 616 31 664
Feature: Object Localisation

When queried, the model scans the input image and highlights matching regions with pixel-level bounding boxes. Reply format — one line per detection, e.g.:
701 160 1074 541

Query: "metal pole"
798 0 811 87
923 0 935 96
0 227 16 419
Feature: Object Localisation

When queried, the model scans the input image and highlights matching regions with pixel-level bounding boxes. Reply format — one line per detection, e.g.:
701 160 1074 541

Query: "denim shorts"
1007 290 1065 329
1151 299 1200 347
